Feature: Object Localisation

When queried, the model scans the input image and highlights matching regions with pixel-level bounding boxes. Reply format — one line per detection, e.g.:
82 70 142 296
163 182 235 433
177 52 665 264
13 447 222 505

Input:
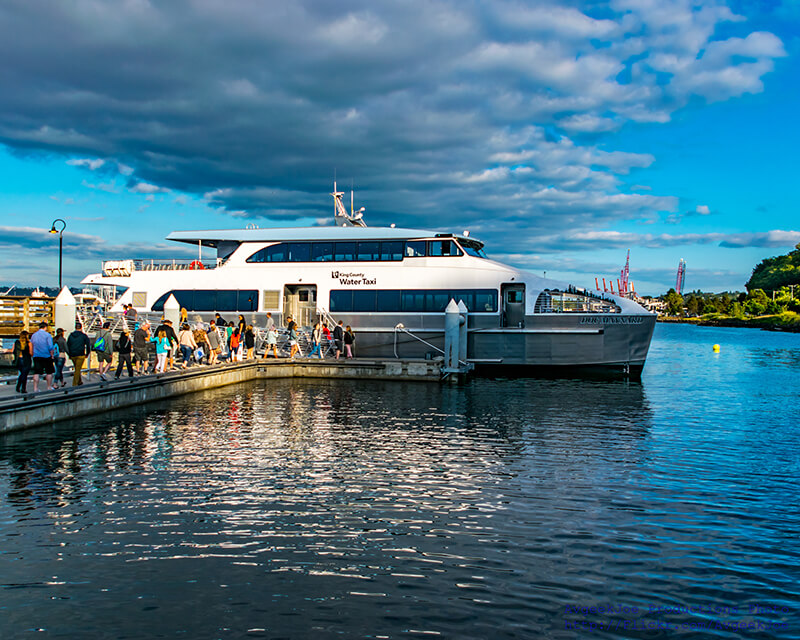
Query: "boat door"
501 283 525 328
283 285 317 327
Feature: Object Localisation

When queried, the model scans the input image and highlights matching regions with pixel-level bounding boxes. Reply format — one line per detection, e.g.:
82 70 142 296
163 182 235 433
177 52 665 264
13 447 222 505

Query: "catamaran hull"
326 313 656 377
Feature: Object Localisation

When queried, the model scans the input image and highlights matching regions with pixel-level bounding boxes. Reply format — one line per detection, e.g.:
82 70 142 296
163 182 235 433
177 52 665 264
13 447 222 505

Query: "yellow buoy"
713 344 720 352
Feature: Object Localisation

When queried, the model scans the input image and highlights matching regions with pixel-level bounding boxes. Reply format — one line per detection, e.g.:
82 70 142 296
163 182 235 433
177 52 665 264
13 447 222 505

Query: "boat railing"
102 258 219 276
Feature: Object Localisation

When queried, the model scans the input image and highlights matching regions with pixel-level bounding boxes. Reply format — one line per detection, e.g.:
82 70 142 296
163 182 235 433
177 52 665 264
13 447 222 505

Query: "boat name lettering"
331 271 376 286
581 316 644 325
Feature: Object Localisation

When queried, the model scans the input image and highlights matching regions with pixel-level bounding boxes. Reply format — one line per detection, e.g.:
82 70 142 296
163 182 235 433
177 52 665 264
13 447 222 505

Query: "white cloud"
696 204 710 215
67 158 105 170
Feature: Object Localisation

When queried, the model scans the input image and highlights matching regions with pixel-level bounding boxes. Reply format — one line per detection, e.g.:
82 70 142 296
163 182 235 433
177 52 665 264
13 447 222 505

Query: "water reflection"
1 361 797 638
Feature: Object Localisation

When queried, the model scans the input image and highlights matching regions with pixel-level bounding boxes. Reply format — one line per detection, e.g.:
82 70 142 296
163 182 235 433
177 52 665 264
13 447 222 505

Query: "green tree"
663 288 684 316
746 243 800 292
686 294 699 316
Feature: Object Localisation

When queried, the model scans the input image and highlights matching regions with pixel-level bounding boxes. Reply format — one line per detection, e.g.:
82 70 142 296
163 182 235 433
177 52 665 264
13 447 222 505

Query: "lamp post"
49 218 66 290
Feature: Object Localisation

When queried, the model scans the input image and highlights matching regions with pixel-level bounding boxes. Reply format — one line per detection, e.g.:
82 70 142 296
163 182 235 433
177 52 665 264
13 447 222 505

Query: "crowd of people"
10 310 357 394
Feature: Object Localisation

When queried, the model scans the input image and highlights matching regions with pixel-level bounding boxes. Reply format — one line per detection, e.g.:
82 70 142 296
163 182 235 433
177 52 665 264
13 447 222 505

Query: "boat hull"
327 313 656 377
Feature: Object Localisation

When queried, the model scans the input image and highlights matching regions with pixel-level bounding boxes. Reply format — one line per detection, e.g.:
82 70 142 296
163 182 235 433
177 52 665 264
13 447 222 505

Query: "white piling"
54 286 77 333
164 294 181 328
444 299 460 372
457 299 468 365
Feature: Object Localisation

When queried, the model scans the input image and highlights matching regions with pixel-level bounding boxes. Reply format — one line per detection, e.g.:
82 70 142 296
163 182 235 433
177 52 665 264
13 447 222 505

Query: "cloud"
0 0 786 251
511 229 800 253
129 182 170 195
67 158 105 170
696 204 711 215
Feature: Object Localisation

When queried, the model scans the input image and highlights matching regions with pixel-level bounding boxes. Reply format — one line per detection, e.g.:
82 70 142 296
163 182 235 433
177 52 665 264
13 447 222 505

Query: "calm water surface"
1 323 799 639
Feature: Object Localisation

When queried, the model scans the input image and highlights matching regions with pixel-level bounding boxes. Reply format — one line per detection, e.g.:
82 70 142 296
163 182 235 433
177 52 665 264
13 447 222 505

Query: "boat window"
329 290 351 312
331 288 498 313
357 241 381 261
452 290 474 311
193 290 217 311
335 242 356 261
312 242 334 262
376 289 401 311
475 290 498 312
506 290 524 304
405 241 427 257
459 239 487 258
401 290 427 312
380 241 404 261
352 290 377 312
288 243 311 262
151 289 258 312
426 291 450 312
428 240 462 257
246 244 287 263
217 290 237 311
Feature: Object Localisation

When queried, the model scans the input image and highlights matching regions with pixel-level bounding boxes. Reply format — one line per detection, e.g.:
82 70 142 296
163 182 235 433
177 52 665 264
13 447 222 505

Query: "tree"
746 245 800 292
663 288 684 316
685 294 699 316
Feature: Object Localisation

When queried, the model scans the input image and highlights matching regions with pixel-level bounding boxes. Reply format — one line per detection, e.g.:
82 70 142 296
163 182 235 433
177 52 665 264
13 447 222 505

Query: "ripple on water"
1 325 799 638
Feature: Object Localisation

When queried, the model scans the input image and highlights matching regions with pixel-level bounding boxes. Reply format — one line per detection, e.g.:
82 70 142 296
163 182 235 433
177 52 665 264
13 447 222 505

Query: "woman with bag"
244 325 255 359
13 330 32 393
178 323 198 368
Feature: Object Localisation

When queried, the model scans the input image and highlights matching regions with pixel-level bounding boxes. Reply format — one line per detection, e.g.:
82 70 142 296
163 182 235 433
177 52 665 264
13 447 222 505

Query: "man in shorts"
93 321 114 380
30 321 55 392
133 321 151 374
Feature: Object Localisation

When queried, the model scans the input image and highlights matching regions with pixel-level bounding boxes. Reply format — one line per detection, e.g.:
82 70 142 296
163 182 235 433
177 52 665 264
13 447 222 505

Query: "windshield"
459 238 487 258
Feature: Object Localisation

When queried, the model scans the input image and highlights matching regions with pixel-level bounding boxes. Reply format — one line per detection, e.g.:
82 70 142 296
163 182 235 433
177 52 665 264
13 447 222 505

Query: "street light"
49 218 66 290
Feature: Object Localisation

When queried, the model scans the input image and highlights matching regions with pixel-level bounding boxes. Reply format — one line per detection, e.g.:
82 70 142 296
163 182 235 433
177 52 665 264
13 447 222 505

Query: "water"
1 323 798 639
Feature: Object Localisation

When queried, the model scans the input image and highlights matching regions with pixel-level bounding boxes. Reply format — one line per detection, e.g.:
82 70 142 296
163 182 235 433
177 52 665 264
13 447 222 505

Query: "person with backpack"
67 323 91 387
93 321 114 381
114 329 134 379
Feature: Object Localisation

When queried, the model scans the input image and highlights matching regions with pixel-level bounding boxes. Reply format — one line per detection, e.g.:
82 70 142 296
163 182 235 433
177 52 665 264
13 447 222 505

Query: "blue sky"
1 0 798 295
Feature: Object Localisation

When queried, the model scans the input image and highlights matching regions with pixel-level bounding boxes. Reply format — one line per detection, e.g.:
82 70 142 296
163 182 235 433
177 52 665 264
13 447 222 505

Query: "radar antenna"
332 181 367 227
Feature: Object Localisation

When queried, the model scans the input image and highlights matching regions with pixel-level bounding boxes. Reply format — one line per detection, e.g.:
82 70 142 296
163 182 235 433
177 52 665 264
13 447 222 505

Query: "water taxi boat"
82 187 656 376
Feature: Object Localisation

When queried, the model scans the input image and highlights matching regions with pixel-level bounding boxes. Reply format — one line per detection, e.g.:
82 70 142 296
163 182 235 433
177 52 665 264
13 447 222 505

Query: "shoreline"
657 315 800 333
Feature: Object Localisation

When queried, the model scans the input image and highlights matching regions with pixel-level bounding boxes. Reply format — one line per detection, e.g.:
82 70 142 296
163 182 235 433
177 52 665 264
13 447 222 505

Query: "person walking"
180 307 188 325
206 321 221 365
308 321 323 358
31 322 55 392
13 330 32 393
321 323 331 358
229 327 242 362
155 319 179 370
193 324 211 364
114 329 134 378
344 325 356 358
67 323 91 387
151 329 171 373
263 314 278 358
286 316 300 359
133 321 151 374
178 323 198 368
244 325 255 359
333 321 344 360
53 328 68 388
93 321 114 381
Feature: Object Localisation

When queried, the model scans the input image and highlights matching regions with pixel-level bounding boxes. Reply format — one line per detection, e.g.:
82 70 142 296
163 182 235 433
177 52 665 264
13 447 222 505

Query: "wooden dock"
0 358 444 433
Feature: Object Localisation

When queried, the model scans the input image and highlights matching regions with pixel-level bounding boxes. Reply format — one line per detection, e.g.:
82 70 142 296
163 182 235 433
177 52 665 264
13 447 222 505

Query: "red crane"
620 250 630 296
676 258 686 295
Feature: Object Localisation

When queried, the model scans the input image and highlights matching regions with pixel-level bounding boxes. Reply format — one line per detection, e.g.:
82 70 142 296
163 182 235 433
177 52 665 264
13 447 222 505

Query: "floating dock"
0 358 444 433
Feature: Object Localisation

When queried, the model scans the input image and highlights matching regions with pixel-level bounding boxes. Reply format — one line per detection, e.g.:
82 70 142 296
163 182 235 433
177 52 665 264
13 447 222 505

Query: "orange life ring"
189 260 205 270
